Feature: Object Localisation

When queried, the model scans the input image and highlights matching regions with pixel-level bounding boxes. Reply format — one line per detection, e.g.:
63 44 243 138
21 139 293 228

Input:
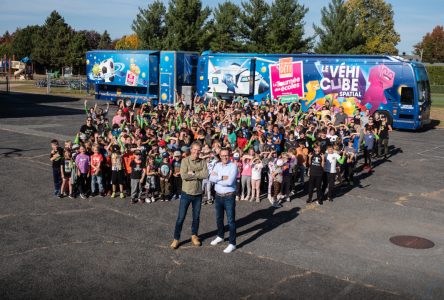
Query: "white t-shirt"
251 162 264 180
324 153 341 173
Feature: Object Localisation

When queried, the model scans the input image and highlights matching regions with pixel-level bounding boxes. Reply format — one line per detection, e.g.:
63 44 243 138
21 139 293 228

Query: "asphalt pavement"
0 92 443 299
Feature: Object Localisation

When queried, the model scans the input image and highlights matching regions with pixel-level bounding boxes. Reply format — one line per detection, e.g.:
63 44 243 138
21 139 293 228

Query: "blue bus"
86 50 198 105
196 51 431 130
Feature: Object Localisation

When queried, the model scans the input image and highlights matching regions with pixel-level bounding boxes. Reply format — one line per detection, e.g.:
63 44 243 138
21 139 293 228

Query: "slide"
14 67 25 76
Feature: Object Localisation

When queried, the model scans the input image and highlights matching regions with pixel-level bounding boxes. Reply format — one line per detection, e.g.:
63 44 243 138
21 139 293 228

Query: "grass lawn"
9 81 91 99
430 93 444 128
432 93 444 108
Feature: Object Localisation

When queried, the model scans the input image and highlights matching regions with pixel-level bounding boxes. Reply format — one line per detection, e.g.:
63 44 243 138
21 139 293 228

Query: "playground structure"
0 55 33 80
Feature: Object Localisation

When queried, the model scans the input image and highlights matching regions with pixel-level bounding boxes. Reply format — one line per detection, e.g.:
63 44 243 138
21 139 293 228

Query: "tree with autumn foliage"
346 0 400 55
414 26 444 63
115 34 140 50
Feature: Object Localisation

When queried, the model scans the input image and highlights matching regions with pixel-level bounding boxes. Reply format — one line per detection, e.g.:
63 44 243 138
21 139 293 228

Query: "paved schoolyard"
0 92 443 299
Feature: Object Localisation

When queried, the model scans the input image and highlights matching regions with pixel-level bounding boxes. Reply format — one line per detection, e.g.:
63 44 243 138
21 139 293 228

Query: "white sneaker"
145 198 151 203
210 236 224 246
223 244 236 253
235 196 240 201
151 197 156 202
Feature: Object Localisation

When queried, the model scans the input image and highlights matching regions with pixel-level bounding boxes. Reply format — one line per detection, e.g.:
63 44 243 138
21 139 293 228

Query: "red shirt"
237 137 248 149
90 153 103 174
123 152 135 174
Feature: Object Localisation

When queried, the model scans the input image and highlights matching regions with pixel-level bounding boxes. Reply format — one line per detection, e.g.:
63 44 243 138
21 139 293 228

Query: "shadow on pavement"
197 207 300 249
0 147 44 158
0 92 84 118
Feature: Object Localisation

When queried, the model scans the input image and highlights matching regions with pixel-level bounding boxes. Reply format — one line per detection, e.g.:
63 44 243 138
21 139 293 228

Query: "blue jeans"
91 174 104 194
174 193 202 240
215 193 236 245
52 167 62 194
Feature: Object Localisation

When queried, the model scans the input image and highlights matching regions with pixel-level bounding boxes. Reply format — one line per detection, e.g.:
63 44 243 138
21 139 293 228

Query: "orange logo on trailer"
279 58 293 78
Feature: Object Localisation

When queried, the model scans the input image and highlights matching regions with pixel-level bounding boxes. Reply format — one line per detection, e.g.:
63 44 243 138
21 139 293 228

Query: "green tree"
346 0 400 54
11 26 40 58
314 0 364 54
266 0 311 53
414 26 444 63
132 0 166 50
98 30 112 50
209 1 243 52
66 31 89 72
239 0 270 52
32 11 73 70
164 0 212 51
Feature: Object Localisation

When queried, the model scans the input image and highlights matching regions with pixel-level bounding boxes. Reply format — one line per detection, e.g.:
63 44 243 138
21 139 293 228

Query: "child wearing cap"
159 152 172 201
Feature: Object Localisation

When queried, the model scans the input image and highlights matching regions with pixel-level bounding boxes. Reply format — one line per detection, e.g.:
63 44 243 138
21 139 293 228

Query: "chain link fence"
34 74 87 95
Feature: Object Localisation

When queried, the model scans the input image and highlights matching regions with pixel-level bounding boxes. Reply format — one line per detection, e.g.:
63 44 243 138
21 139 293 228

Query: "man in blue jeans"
171 142 208 249
209 148 239 253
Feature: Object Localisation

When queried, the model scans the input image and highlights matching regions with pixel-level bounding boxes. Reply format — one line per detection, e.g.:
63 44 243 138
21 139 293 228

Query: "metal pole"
47 73 50 94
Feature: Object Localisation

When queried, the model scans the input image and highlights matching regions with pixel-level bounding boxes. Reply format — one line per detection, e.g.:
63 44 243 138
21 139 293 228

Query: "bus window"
400 87 414 106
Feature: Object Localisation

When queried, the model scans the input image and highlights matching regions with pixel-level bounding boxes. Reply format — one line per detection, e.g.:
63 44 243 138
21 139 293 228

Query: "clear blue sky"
1 0 442 54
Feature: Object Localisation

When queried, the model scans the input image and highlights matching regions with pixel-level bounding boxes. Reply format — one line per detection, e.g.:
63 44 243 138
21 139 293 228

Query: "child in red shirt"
90 144 104 196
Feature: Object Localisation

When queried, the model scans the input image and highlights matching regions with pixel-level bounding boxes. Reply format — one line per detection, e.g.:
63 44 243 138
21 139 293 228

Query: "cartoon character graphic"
302 80 326 109
362 65 395 113
222 73 237 93
207 60 269 96
98 58 115 83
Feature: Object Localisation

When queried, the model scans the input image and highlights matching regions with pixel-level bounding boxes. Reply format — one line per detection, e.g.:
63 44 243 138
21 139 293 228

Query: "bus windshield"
417 80 431 105
415 66 431 106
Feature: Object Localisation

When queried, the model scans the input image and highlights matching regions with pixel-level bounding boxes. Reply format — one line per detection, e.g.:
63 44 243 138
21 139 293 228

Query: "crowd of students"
50 95 392 207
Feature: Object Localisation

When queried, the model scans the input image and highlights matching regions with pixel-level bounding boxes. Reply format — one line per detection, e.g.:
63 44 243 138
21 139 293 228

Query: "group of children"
50 96 393 207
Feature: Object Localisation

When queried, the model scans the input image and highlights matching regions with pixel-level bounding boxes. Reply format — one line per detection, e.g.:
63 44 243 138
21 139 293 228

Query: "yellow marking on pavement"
394 192 413 206
300 203 323 213
421 189 444 200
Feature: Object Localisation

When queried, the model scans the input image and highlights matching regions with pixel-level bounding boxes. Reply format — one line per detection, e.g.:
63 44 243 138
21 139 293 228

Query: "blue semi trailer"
86 50 198 105
196 51 431 130
86 50 431 130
